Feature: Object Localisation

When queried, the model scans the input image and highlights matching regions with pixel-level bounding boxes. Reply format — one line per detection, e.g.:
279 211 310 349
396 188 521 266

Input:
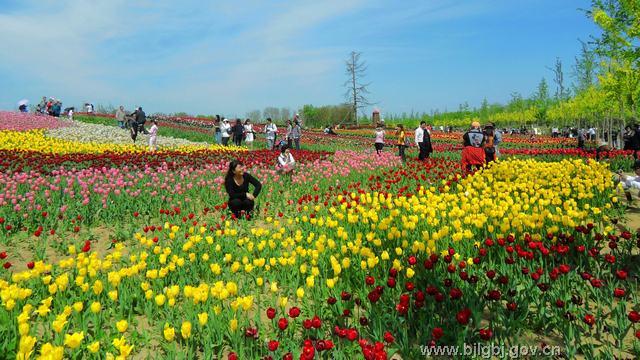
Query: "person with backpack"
213 115 222 144
461 121 486 171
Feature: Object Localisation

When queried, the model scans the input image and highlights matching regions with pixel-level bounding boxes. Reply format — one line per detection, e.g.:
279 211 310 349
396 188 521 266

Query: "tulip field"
2 111 640 359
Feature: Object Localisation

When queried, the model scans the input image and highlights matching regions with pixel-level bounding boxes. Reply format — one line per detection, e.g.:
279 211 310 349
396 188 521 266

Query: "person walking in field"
374 125 385 155
220 118 231 146
415 121 433 160
148 119 158 151
213 115 222 144
396 124 408 163
291 120 302 150
115 106 126 129
244 119 255 149
129 107 147 142
483 123 497 163
232 119 245 147
264 118 278 150
285 120 293 148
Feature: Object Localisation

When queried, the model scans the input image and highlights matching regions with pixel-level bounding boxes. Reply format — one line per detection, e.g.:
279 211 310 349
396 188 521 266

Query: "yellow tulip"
163 324 175 341
90 302 101 314
181 321 192 339
198 312 208 326
87 341 100 353
64 331 84 349
18 335 36 357
116 319 128 333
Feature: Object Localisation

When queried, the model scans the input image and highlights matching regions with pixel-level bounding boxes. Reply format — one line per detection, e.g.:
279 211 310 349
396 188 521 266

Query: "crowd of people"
213 114 303 151
33 97 69 118
371 121 434 163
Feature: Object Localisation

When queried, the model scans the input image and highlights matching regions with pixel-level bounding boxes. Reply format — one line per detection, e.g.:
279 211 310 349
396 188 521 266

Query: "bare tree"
280 107 291 122
344 51 373 125
547 57 569 101
246 109 261 122
263 107 281 123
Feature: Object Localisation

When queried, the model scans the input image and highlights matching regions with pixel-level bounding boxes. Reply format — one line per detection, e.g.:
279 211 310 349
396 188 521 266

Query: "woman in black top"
224 160 262 218
232 119 245 147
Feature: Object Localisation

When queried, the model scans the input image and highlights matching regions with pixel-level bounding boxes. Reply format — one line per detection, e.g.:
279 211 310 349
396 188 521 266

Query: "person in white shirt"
277 145 295 174
220 118 231 146
148 120 158 151
414 124 424 147
264 118 278 150
244 119 254 149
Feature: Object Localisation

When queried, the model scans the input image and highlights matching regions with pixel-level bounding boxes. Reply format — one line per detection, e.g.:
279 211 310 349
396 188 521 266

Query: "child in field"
148 120 158 151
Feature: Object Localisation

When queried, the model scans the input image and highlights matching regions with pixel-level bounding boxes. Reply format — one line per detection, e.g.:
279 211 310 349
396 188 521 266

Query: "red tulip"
277 318 288 331
431 327 444 340
478 328 493 340
629 311 640 323
288 307 300 318
268 340 279 351
614 288 626 298
583 314 595 327
266 307 276 320
27 261 35 269
456 308 471 325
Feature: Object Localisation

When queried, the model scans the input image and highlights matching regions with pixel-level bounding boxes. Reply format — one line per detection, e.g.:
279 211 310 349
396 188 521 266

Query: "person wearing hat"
461 121 486 171
220 118 231 146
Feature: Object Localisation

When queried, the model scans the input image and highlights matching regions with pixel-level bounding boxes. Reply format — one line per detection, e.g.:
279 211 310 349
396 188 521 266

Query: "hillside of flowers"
1 114 639 359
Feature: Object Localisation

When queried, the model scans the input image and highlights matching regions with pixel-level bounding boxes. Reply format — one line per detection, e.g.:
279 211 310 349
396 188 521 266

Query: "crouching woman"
224 160 262 219
277 145 296 174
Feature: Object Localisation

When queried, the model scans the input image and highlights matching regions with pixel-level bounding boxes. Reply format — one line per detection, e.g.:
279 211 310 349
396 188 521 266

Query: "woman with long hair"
224 160 262 219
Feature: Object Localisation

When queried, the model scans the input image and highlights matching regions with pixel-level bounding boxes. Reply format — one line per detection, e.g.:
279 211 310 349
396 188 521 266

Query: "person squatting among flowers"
277 145 296 174
224 160 262 219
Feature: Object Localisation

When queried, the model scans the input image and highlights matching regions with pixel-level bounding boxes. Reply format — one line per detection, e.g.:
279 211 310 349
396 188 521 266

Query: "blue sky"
0 0 599 117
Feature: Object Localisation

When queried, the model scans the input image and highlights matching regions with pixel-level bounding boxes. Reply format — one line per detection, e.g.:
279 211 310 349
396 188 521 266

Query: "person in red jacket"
461 121 486 171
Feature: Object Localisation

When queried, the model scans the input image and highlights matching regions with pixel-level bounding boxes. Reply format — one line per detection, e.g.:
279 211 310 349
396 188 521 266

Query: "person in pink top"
148 119 158 151
374 125 385 155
